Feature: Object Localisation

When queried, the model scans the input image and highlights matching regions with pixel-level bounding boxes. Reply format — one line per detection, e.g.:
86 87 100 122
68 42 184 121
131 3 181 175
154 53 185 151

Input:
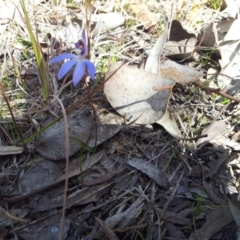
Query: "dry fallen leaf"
164 37 197 60
92 13 125 37
17 213 70 240
35 109 121 160
164 19 197 60
160 59 203 84
145 27 168 74
35 183 110 211
221 0 239 18
19 159 62 193
146 26 202 138
195 120 226 148
104 25 203 138
104 62 174 125
189 206 233 240
87 110 122 147
126 158 169 188
35 112 93 160
156 108 183 138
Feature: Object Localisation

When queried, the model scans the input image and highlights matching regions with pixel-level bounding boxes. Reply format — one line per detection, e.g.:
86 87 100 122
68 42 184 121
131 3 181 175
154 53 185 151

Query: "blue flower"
49 29 96 86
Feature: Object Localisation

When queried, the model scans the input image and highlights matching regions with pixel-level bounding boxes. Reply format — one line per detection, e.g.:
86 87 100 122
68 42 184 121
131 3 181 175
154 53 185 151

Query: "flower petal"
58 59 78 80
72 61 85 86
85 60 96 80
81 28 88 57
50 53 77 65
81 28 87 47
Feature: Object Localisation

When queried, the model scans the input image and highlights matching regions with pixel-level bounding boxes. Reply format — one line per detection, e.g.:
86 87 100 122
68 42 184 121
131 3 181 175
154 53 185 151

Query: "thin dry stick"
194 81 240 103
0 206 27 223
49 95 69 240
153 85 173 91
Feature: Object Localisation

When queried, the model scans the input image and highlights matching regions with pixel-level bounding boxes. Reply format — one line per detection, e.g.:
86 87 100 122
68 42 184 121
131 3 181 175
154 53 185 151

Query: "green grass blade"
19 0 49 100
70 136 94 153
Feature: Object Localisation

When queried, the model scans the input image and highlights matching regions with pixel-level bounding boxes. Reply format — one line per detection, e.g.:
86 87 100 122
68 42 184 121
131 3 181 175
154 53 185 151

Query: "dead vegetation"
1 0 240 239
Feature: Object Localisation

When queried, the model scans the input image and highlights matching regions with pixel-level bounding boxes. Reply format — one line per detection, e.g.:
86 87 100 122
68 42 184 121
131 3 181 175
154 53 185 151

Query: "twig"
0 206 27 223
194 81 240 103
49 95 69 240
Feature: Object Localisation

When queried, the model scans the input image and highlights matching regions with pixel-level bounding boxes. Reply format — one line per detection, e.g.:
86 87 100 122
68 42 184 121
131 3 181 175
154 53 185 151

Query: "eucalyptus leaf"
104 62 175 125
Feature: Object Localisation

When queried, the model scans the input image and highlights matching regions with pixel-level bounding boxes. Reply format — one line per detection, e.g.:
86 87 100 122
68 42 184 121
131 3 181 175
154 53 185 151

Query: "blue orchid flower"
50 29 96 86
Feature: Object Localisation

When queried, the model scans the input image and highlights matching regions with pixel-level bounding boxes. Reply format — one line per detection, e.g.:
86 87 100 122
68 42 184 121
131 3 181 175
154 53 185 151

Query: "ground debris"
2 0 240 239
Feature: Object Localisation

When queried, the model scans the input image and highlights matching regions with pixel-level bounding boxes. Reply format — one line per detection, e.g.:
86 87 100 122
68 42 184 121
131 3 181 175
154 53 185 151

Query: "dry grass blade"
0 145 23 155
0 83 28 153
0 206 27 223
96 217 119 240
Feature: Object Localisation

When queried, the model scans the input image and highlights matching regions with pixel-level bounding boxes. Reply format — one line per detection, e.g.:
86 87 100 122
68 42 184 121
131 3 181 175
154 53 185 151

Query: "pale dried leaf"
195 120 226 148
118 198 144 227
160 59 203 84
222 19 240 41
218 40 240 83
219 40 240 69
104 212 125 229
156 108 183 138
217 19 235 34
224 139 240 151
164 37 197 59
221 0 239 18
126 158 169 188
0 146 23 155
104 62 174 125
92 13 125 37
164 19 196 59
145 27 168 74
